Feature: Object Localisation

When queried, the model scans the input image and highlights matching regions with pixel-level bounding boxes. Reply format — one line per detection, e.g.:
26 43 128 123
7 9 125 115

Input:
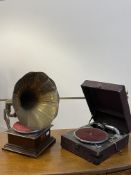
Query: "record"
74 127 109 144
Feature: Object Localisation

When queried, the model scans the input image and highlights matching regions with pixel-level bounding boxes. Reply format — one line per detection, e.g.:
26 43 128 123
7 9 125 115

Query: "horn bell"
12 72 59 130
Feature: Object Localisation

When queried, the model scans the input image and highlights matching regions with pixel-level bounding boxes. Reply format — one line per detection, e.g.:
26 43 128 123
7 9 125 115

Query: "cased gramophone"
3 72 59 157
61 80 131 164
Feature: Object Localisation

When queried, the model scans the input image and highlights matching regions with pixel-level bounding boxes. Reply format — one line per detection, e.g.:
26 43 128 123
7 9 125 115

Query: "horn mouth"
12 72 59 130
20 90 38 110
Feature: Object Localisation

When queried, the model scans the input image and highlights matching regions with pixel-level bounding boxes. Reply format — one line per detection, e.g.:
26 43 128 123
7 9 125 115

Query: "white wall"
0 0 131 129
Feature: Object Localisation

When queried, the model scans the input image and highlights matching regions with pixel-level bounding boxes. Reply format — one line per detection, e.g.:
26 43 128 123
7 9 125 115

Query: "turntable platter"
74 127 109 144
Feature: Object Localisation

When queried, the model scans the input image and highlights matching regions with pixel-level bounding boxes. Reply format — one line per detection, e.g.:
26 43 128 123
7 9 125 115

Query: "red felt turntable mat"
74 127 109 143
13 122 42 134
13 121 31 133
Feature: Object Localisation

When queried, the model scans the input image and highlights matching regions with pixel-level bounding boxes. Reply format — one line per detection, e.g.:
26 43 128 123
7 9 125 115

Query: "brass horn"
11 72 59 130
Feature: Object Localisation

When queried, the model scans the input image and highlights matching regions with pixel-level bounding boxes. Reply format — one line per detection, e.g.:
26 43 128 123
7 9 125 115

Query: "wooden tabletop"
0 129 131 175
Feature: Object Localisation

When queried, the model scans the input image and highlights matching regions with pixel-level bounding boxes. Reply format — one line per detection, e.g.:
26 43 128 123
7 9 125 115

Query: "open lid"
81 80 131 133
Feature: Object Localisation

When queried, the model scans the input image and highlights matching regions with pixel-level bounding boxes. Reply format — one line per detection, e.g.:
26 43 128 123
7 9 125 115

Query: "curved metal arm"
91 122 120 135
4 108 11 129
104 124 120 135
4 100 16 129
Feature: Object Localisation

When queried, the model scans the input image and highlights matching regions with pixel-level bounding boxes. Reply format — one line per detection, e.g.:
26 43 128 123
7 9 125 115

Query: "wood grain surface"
0 129 131 175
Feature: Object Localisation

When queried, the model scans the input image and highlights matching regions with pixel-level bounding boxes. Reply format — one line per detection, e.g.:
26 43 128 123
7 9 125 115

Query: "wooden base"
3 136 55 157
2 128 56 157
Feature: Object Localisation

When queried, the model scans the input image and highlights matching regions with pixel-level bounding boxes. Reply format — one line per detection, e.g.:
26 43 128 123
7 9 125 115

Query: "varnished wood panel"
0 129 131 175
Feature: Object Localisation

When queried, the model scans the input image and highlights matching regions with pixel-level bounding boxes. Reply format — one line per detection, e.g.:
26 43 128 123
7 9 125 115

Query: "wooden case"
61 80 131 164
3 128 55 157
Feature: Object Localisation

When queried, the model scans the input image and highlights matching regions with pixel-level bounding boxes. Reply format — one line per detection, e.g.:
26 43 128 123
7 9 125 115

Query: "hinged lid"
81 80 131 133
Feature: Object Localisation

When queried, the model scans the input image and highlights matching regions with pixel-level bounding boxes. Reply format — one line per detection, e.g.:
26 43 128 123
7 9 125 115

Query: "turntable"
2 72 59 157
61 80 131 164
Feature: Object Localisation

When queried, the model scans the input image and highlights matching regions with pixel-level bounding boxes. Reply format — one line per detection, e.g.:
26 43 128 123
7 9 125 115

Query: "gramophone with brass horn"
3 72 59 157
